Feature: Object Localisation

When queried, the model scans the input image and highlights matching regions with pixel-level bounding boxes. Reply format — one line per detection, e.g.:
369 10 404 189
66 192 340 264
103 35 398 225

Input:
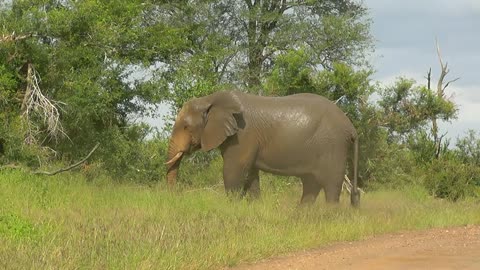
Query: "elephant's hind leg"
322 170 345 204
300 176 322 204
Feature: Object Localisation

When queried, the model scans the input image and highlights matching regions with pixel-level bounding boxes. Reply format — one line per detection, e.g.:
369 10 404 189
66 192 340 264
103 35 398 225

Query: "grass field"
1 170 479 269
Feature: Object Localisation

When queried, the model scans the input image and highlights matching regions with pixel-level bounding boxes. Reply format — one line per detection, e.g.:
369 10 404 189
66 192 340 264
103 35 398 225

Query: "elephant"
165 90 360 207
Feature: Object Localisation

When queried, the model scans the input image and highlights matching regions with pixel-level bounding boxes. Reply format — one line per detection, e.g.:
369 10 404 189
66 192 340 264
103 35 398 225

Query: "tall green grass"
1 170 479 269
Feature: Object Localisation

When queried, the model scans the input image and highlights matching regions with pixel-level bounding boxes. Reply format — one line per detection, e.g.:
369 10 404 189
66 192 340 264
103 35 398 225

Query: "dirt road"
230 225 480 270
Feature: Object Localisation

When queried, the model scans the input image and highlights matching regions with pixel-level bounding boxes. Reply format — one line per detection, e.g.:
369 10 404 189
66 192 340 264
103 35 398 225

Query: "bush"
96 128 170 183
423 158 480 201
177 151 223 187
0 116 51 168
360 134 419 190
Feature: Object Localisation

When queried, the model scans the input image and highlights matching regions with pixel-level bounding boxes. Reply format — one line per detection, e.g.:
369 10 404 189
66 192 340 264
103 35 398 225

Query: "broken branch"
33 143 100 176
0 32 35 43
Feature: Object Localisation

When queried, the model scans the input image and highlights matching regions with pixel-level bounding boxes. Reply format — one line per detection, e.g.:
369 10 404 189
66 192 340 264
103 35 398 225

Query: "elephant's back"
236 91 356 138
268 93 355 138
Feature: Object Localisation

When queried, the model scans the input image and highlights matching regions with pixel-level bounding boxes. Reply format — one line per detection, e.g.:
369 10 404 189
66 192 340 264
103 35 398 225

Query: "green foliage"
0 213 37 241
314 63 375 119
406 129 451 164
0 116 49 167
177 152 223 187
455 130 480 165
423 158 480 201
360 135 418 189
164 67 220 122
154 0 373 93
0 64 17 106
378 77 458 139
0 0 187 171
264 49 315 96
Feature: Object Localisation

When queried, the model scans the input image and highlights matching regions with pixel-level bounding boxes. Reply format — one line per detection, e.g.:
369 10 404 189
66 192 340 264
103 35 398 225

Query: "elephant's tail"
350 136 360 208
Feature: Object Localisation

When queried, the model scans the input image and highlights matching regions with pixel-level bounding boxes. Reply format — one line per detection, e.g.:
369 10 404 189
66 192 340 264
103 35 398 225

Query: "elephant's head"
165 91 244 187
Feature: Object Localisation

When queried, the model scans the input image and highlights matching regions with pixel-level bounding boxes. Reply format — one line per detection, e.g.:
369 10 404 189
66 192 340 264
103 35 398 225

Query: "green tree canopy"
155 0 374 108
0 0 188 166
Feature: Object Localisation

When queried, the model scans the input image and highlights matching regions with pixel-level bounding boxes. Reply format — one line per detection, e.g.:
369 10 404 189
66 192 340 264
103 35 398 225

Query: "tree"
0 0 186 169
240 0 373 91
155 0 373 105
428 41 460 158
377 42 458 160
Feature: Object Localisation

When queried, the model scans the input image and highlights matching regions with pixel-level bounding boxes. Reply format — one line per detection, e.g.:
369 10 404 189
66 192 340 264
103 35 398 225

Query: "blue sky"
365 0 480 140
143 0 480 140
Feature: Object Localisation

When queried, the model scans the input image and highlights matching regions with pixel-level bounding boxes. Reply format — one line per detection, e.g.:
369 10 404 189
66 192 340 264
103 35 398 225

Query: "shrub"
177 151 223 187
0 116 51 168
360 136 419 190
423 158 480 201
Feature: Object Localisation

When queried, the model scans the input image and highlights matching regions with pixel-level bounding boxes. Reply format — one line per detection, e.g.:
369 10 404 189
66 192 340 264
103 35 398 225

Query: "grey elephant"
165 90 360 207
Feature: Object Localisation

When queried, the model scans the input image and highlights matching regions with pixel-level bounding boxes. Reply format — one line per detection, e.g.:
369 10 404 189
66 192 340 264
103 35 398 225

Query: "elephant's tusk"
165 152 183 166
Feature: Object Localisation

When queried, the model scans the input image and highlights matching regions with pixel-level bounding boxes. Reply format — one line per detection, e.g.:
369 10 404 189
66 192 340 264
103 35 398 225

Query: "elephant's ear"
200 91 244 151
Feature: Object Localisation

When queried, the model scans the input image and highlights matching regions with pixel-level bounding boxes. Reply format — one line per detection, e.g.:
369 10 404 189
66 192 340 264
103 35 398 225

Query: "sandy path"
229 225 480 270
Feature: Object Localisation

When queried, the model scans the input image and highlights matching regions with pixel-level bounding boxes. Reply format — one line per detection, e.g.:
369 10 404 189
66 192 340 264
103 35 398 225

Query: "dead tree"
425 40 459 159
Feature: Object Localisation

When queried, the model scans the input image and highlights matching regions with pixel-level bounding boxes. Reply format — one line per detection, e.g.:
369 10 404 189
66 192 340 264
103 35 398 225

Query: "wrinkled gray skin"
165 90 360 207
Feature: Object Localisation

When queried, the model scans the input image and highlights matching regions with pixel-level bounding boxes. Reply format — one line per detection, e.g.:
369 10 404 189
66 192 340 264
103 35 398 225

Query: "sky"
364 0 480 140
143 0 480 141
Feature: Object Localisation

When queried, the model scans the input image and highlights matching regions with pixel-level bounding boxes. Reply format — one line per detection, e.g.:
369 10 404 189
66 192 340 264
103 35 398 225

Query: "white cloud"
451 85 480 103
449 85 480 134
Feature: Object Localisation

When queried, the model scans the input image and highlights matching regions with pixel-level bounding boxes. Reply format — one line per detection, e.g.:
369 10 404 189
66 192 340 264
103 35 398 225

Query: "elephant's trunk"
165 129 190 188
166 160 181 188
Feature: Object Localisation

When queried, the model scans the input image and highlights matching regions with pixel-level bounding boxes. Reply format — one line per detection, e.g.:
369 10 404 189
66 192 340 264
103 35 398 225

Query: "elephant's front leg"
221 142 258 198
222 159 258 197
243 168 260 198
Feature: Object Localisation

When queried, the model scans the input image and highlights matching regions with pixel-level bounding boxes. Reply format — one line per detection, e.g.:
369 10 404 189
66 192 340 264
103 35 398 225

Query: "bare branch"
443 77 460 92
0 32 35 43
435 39 459 96
436 38 445 70
436 39 448 96
424 67 431 90
435 132 448 159
33 143 100 176
21 63 67 144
